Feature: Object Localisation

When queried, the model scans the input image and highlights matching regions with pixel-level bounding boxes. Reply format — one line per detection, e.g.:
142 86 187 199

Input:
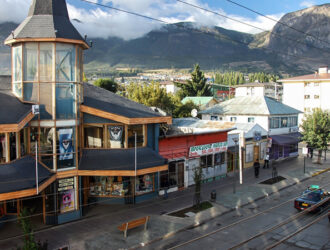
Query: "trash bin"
210 190 216 202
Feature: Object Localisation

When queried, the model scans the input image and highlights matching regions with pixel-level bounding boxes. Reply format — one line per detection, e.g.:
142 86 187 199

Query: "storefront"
268 132 300 160
159 118 235 193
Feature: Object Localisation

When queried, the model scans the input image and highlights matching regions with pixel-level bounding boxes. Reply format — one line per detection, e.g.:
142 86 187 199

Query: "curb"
130 169 329 249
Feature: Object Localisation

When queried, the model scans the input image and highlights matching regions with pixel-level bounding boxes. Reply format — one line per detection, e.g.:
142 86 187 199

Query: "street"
144 171 330 250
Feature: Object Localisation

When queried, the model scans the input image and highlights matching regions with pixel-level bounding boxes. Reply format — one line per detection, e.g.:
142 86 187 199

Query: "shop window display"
135 174 154 195
89 176 131 197
0 134 6 163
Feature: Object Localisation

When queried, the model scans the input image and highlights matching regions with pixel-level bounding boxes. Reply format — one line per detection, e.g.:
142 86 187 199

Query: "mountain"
0 4 329 75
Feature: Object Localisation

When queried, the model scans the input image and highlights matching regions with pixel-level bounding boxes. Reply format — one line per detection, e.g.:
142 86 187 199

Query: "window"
89 176 132 197
128 125 144 148
39 83 53 119
84 125 103 148
245 144 254 163
9 133 17 161
24 43 38 81
108 125 125 149
281 117 288 127
56 127 75 169
56 43 76 82
206 154 213 168
210 116 218 121
0 133 6 163
20 128 28 157
23 83 38 102
56 83 76 119
135 174 154 195
168 162 177 186
314 95 319 99
288 116 298 127
230 117 237 122
270 117 279 129
12 45 22 97
40 43 54 82
214 152 225 166
248 117 255 123
304 95 310 99
304 82 312 87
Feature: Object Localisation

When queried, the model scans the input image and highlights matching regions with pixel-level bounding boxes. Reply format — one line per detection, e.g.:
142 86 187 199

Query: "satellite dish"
191 109 198 117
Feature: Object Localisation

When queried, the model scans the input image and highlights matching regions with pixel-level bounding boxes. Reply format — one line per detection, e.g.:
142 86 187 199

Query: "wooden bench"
118 216 149 238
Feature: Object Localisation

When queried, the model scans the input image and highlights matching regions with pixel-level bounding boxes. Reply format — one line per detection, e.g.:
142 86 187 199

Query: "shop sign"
189 142 227 157
58 178 75 213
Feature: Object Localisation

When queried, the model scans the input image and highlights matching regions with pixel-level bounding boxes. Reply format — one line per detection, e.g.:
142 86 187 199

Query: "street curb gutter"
129 170 329 250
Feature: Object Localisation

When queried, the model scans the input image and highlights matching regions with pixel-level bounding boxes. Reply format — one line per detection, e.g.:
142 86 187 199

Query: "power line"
78 0 326 72
226 0 330 47
175 0 330 54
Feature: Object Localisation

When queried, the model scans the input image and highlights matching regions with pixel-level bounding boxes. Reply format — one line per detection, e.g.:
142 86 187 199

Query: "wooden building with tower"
0 0 171 225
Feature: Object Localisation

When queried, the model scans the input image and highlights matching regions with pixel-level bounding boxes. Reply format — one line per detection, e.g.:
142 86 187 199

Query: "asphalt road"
144 171 330 250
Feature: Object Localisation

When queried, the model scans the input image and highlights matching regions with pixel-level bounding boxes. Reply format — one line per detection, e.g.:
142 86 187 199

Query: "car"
294 185 330 212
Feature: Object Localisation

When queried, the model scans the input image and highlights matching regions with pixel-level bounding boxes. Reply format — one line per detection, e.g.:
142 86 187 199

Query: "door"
254 145 259 161
177 162 185 189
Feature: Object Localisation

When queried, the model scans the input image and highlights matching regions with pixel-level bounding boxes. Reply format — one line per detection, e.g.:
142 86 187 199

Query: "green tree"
172 99 199 118
300 108 330 164
176 64 211 99
94 78 118 93
18 208 48 250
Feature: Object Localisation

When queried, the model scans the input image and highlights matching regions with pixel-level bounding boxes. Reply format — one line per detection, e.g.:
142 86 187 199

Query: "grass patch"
168 201 213 218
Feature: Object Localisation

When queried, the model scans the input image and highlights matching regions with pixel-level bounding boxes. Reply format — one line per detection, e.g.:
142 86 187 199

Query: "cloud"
300 1 316 8
0 0 282 40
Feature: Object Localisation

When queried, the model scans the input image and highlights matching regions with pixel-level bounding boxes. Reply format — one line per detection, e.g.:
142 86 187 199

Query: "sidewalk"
0 154 329 250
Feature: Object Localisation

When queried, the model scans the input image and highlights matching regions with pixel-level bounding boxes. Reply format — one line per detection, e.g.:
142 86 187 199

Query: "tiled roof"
0 156 54 194
200 96 302 116
0 76 33 124
83 83 165 118
181 96 216 106
5 0 85 43
280 73 330 82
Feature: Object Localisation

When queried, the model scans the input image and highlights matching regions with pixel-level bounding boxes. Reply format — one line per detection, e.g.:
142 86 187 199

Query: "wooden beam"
81 105 172 125
56 169 79 179
39 175 57 192
0 112 35 133
5 38 89 49
0 189 36 202
78 164 168 176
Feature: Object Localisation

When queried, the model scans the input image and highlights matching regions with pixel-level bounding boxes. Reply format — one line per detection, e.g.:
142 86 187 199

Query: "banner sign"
58 178 75 213
59 129 73 160
109 126 123 148
189 142 227 157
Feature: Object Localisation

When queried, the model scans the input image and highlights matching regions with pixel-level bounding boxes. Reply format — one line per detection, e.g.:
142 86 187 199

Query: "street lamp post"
232 137 239 194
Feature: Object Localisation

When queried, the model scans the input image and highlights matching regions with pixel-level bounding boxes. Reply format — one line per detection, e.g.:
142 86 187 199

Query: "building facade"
280 66 330 125
234 82 283 102
158 119 234 194
200 96 301 161
0 0 171 225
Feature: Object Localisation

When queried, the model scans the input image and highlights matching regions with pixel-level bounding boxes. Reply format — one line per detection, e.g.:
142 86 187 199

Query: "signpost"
302 147 308 173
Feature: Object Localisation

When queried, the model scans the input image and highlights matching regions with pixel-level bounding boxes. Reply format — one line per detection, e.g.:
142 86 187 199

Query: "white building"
158 81 180 94
280 66 330 125
234 82 283 102
200 96 302 161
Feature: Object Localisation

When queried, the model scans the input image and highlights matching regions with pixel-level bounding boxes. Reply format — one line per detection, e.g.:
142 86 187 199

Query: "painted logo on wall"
189 142 228 157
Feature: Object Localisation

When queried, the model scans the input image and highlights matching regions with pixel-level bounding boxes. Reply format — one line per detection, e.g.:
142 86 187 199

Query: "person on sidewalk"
254 159 260 178
263 153 269 169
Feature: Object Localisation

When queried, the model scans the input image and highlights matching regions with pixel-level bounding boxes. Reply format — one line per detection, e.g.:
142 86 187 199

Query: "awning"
270 132 302 145
0 156 55 201
79 148 168 176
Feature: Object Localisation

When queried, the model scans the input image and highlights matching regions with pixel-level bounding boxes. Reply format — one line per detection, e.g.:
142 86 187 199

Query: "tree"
124 82 199 118
193 166 203 208
18 208 48 250
300 108 330 164
94 78 118 93
176 64 212 99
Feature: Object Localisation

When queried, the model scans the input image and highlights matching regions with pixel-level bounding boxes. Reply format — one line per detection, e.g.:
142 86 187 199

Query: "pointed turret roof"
5 0 88 48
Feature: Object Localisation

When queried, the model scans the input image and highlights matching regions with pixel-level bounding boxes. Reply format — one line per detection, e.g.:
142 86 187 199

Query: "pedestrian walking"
254 159 260 178
263 153 269 169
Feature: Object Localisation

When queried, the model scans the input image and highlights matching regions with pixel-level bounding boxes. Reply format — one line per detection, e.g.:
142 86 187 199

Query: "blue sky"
1 0 329 40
